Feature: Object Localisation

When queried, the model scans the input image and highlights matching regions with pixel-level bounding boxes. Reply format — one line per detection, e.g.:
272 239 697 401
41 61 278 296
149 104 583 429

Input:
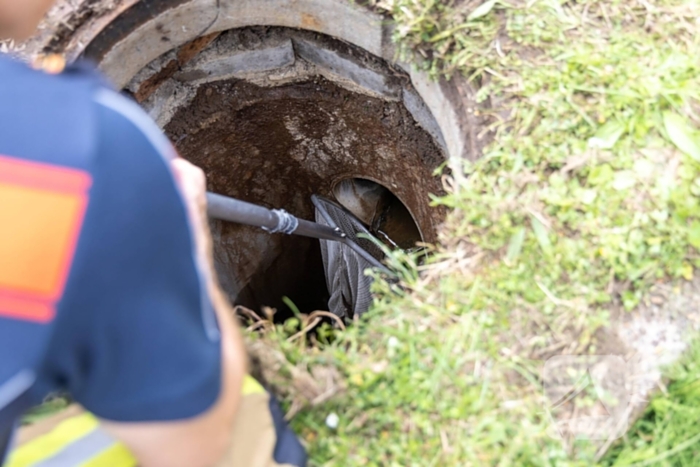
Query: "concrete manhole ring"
25 0 481 314
14 1 700 453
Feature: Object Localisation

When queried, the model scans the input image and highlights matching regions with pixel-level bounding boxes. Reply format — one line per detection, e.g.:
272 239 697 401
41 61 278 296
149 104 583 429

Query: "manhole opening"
119 26 446 318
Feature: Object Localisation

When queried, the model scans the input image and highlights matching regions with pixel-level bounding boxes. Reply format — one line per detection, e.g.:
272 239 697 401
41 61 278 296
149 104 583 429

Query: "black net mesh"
312 195 385 319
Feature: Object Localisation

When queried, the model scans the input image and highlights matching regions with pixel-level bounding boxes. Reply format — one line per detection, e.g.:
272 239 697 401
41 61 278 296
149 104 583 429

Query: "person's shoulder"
0 54 101 89
0 53 36 77
92 88 177 162
0 55 104 168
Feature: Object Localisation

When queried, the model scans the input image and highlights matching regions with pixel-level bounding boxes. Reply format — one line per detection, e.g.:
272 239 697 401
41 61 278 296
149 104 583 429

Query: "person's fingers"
171 158 205 188
171 159 207 223
170 158 214 272
171 158 206 208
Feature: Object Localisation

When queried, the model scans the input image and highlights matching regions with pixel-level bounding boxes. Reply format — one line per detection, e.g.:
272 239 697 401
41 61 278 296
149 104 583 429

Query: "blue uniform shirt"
0 55 221 425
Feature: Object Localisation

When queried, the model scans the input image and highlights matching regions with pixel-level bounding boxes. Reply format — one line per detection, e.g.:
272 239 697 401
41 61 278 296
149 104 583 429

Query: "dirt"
165 76 445 314
133 31 221 103
12 5 450 316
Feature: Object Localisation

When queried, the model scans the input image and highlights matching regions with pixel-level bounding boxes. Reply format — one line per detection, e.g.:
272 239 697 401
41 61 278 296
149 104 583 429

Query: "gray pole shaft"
206 192 277 229
206 192 345 242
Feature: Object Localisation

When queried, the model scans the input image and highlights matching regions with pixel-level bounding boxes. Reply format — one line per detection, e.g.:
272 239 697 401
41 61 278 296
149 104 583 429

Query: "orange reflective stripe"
0 295 53 323
0 155 91 323
0 184 87 297
0 155 91 194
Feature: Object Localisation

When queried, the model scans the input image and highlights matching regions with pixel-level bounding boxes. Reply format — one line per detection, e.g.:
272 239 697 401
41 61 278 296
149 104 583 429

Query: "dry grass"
247 0 700 465
8 0 700 464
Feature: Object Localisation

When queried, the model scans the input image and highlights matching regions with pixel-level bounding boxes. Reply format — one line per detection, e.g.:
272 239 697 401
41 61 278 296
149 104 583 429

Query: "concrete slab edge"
83 0 467 164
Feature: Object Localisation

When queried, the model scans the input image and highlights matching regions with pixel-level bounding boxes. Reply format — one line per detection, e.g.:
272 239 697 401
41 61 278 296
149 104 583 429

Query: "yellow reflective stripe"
80 442 137 467
7 413 99 467
242 375 265 396
7 377 265 467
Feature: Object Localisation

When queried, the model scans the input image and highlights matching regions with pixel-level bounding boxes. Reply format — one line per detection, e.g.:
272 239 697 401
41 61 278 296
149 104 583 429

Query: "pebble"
325 412 339 430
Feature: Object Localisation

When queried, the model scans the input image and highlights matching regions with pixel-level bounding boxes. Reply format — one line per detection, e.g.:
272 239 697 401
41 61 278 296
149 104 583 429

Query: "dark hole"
224 228 329 320
165 75 441 319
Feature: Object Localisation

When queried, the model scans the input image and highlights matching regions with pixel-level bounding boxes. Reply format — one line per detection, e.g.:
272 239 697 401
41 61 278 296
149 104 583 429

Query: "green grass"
9 1 698 464
21 396 70 425
11 0 695 464
602 340 700 467
246 0 700 465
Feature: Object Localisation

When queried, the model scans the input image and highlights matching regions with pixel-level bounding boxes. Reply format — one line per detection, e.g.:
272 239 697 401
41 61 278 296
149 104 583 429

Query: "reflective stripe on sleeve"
33 428 113 467
242 375 266 396
80 442 136 467
6 413 135 467
0 155 91 323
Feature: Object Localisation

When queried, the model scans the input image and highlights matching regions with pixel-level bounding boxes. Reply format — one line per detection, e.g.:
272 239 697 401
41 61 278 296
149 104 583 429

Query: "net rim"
311 195 390 273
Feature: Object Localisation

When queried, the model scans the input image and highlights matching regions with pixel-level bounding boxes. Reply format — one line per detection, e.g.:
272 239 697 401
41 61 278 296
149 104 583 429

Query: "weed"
248 0 700 465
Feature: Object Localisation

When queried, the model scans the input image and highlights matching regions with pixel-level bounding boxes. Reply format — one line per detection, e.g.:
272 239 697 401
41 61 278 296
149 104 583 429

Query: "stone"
176 40 295 84
99 0 219 89
293 38 400 101
402 88 448 153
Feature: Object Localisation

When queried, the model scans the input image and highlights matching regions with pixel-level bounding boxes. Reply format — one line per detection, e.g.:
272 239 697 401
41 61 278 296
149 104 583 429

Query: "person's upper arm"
41 88 222 422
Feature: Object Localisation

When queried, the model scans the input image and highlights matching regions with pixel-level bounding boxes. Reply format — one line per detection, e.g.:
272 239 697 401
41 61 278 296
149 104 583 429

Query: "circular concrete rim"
130 24 446 241
57 0 471 176
32 0 696 430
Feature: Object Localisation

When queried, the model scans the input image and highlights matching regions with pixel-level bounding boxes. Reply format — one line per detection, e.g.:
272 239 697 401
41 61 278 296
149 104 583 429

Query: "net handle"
207 192 346 241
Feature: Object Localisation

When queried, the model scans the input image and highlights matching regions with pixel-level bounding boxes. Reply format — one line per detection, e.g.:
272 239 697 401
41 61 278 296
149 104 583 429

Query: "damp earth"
164 76 444 315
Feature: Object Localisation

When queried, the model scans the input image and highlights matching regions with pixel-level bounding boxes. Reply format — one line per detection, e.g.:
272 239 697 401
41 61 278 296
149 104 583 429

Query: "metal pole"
206 192 345 242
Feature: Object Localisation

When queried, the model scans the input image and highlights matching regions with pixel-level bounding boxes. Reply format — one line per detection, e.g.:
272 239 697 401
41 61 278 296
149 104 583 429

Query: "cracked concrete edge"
98 0 219 89
176 40 296 84
26 0 470 165
137 31 450 154
93 0 384 89
11 0 700 457
170 29 402 95
402 87 448 154
292 38 401 101
212 0 386 58
406 67 471 177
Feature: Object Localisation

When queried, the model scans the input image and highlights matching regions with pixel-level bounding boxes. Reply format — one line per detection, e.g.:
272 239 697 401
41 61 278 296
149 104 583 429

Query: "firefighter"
0 0 306 466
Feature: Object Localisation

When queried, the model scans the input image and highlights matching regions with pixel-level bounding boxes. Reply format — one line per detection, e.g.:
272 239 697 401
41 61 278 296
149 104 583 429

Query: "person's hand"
102 159 247 467
169 158 214 275
170 157 207 216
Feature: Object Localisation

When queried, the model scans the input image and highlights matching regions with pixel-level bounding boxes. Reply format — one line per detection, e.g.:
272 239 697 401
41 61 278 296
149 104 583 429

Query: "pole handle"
205 192 345 241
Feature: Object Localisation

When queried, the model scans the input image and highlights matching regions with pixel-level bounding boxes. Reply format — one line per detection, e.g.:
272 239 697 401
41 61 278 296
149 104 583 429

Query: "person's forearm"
208 270 248 439
172 159 247 446
100 159 247 467
172 156 248 464
171 156 248 463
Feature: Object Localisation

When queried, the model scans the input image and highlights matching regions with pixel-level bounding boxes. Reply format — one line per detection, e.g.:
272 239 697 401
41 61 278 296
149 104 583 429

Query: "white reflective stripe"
93 89 220 342
32 428 115 467
0 371 34 412
94 89 176 162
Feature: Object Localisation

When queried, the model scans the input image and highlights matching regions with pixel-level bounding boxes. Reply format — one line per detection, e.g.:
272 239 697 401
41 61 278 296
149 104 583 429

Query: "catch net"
312 195 388 320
